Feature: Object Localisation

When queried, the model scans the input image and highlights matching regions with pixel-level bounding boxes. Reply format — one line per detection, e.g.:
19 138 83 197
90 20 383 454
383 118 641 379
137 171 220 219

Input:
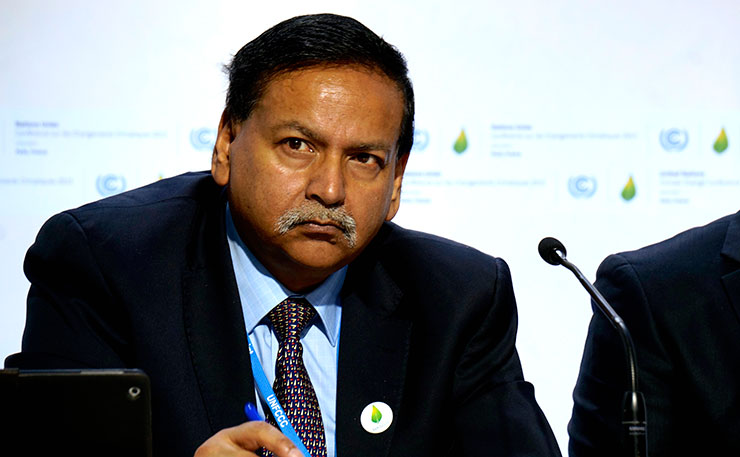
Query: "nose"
306 155 346 207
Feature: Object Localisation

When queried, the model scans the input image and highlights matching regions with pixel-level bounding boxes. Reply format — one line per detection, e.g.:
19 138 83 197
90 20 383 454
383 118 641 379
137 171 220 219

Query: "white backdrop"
2 1 740 452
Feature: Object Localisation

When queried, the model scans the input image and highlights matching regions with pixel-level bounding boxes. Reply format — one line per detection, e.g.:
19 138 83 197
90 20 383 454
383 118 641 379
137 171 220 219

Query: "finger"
230 421 302 457
196 421 303 457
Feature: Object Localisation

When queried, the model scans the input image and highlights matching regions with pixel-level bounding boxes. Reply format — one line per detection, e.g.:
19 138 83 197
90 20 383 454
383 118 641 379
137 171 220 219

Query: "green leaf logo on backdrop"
621 176 636 201
453 129 468 154
714 128 728 153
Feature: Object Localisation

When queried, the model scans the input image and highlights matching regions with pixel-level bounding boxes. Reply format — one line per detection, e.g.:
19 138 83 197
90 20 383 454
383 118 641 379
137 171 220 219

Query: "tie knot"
268 297 316 342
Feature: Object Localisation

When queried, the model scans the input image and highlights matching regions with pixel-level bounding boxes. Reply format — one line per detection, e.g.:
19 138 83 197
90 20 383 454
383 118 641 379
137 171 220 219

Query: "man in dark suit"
569 211 740 456
7 13 560 457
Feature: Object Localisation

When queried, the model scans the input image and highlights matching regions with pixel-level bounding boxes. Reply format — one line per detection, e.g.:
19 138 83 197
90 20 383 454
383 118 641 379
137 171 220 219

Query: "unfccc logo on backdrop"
568 175 597 198
96 174 126 197
659 128 689 152
412 128 429 151
190 127 217 151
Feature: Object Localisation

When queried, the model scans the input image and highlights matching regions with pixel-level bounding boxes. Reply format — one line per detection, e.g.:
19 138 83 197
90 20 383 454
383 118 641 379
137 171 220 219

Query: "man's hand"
194 421 303 457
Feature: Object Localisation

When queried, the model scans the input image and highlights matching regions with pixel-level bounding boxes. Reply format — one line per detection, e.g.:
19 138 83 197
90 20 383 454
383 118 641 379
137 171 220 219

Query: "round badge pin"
360 401 393 434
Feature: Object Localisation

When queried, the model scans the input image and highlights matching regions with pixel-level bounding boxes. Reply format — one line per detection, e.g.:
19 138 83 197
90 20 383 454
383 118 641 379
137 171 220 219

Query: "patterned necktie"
262 297 327 457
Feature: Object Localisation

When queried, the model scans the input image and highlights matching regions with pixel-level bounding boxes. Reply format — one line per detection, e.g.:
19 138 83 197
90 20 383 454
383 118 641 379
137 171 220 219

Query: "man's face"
212 65 408 291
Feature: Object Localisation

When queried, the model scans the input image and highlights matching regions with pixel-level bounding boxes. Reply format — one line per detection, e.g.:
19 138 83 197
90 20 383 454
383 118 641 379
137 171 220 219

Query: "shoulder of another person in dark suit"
606 211 736 270
596 211 738 306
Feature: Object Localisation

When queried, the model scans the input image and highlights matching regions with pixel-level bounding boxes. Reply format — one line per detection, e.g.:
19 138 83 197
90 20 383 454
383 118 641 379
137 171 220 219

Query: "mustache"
275 201 358 248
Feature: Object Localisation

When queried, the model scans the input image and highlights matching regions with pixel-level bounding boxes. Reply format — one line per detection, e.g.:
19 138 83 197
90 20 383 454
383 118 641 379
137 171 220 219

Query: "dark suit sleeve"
6 212 130 369
454 258 562 456
569 254 675 457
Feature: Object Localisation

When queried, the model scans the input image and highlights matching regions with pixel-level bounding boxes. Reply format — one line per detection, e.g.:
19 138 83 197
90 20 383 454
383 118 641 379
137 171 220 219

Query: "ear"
385 152 410 221
211 110 238 186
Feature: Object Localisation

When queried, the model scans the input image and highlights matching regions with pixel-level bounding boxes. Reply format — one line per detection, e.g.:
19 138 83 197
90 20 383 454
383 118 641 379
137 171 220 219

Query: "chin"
284 240 352 271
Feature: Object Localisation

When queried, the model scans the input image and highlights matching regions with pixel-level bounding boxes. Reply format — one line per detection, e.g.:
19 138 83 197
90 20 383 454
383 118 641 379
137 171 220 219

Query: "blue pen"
244 402 265 422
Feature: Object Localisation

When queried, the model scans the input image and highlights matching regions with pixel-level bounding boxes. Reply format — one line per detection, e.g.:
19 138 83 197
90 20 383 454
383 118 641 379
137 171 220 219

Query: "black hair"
224 13 415 157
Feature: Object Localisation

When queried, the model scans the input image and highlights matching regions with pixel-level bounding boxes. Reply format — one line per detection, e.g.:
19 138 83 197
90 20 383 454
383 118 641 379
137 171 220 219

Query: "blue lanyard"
246 335 313 457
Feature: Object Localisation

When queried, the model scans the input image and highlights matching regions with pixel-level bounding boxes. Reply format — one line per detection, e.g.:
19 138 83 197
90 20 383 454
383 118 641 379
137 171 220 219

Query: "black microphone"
538 237 567 266
538 237 647 457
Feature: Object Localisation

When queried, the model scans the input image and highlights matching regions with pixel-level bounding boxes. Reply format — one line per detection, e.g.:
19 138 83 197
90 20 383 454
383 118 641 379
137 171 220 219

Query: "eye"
283 138 312 152
352 152 385 168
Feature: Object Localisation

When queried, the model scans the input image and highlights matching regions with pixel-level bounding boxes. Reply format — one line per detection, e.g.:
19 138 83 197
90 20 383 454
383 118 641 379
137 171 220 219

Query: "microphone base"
622 391 648 457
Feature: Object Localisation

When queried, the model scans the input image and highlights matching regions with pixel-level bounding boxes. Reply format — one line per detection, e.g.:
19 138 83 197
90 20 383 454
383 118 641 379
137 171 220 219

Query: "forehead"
256 65 404 113
249 65 405 141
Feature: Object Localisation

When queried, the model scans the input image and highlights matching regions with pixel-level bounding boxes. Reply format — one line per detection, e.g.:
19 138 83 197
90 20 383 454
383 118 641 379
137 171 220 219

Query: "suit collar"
182 189 256 434
720 211 740 327
721 211 740 263
335 224 412 456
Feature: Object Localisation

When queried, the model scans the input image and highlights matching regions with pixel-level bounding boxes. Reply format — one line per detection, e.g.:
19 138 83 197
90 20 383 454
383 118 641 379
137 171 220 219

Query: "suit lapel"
182 194 256 434
336 234 412 457
721 212 740 325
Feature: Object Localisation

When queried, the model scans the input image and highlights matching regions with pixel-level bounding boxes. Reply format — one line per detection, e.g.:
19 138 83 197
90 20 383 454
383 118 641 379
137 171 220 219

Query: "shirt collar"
225 204 345 346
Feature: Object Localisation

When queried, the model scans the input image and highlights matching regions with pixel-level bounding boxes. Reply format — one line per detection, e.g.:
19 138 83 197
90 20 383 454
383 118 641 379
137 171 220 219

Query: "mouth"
275 202 358 248
296 220 345 235
300 220 342 229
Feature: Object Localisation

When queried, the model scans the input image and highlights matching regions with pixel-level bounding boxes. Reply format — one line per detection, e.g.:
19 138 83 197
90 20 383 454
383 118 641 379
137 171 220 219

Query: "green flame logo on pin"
371 405 382 423
714 128 728 153
361 401 393 434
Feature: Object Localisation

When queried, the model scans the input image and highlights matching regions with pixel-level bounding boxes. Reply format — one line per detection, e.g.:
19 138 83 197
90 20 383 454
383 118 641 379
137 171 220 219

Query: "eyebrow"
272 121 395 155
272 121 326 145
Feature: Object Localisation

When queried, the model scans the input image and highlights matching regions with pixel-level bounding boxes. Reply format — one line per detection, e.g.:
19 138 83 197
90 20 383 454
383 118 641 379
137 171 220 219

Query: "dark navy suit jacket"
569 211 740 456
7 172 560 456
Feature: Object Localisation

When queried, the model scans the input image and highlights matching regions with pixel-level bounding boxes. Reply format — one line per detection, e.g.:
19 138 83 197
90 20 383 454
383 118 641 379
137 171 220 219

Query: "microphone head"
538 237 567 265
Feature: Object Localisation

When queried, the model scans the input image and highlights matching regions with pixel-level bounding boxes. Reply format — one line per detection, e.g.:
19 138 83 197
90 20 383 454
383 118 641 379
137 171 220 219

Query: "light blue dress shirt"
225 205 344 457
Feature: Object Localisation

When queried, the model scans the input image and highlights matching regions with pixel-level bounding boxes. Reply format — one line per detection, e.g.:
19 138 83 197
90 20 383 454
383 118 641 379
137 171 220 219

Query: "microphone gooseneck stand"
538 237 648 457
